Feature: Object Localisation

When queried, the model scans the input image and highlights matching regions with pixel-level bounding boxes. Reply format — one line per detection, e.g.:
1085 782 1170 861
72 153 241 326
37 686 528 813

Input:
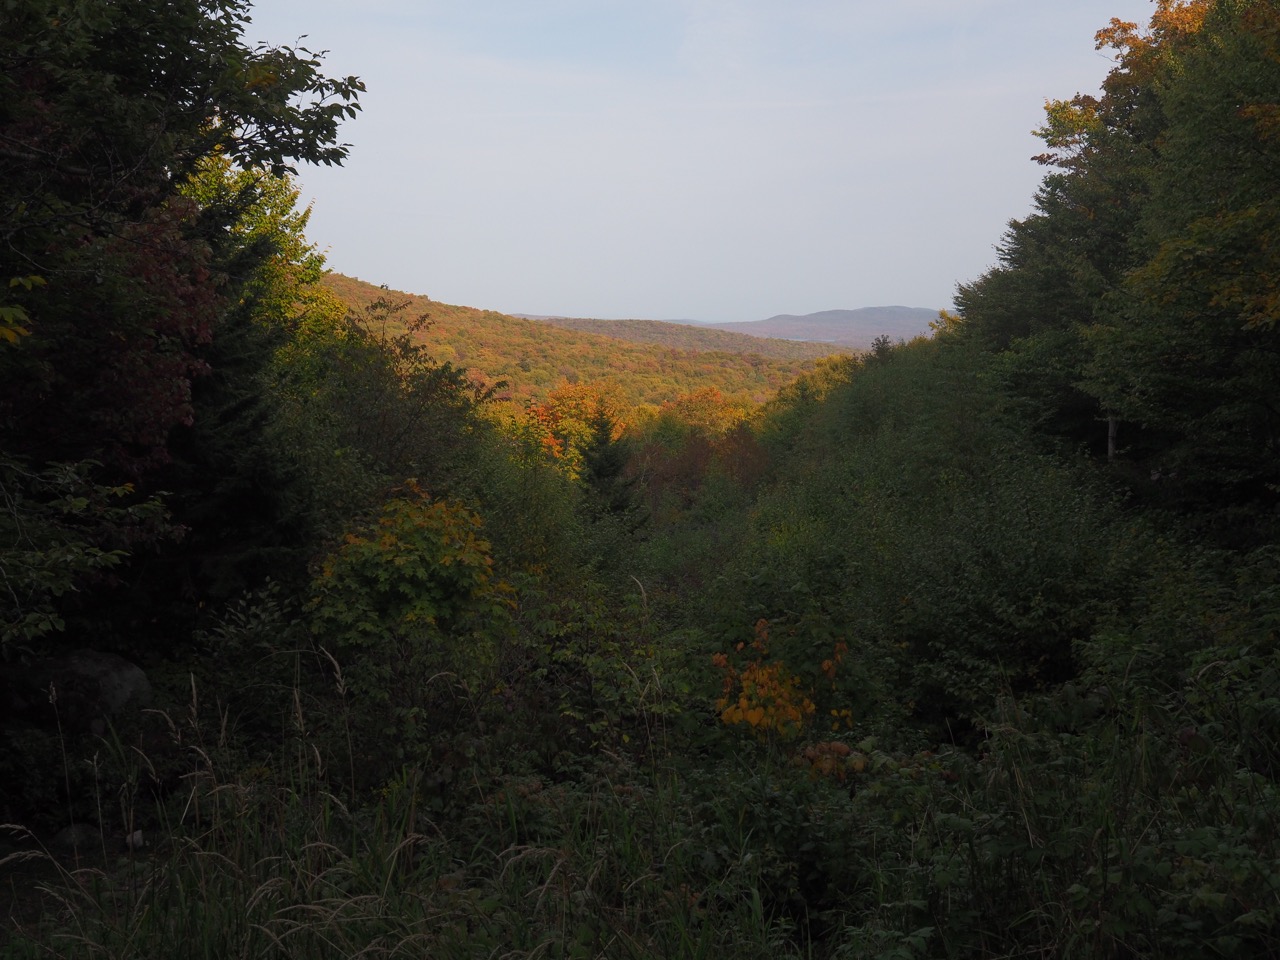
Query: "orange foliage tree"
711 618 854 742
307 482 513 780
520 382 625 482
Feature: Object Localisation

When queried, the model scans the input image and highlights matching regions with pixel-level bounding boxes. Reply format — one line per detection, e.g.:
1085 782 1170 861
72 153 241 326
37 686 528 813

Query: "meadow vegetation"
3 1 1279 957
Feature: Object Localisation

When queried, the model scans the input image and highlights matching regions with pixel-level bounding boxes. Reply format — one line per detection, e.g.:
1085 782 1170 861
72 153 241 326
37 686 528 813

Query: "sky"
245 0 1158 323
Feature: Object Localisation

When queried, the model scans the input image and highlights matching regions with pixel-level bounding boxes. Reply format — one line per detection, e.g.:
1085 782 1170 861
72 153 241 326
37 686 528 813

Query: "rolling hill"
514 316 844 362
322 274 843 410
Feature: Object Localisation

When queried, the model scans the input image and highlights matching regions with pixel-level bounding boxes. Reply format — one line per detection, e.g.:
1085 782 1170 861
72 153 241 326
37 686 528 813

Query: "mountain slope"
520 316 844 362
322 274 835 409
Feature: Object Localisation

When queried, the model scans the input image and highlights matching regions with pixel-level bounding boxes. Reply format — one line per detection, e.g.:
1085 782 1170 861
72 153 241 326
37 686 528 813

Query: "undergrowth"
5 341 1279 959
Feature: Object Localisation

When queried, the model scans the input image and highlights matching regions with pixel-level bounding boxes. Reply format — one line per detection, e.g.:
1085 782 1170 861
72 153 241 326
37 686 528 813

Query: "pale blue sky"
246 0 1157 322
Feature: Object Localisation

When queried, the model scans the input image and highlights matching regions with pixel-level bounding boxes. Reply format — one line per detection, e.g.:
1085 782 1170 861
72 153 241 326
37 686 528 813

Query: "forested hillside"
515 314 844 362
323 273 840 407
2 2 1278 959
524 307 938 353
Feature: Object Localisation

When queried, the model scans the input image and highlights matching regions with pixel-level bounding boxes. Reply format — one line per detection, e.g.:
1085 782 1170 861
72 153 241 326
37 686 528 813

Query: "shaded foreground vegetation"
3 1 1280 957
5 337 1278 959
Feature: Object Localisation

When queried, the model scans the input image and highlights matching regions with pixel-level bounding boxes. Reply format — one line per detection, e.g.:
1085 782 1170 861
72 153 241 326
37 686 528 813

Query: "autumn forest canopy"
2 1 1279 957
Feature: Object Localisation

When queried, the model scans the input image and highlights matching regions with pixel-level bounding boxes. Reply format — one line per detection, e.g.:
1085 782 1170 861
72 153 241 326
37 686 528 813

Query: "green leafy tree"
276 296 497 505
952 42 1161 453
954 0 1280 535
0 0 361 652
1082 1 1280 526
0 0 362 476
127 161 351 616
0 458 168 657
307 484 514 782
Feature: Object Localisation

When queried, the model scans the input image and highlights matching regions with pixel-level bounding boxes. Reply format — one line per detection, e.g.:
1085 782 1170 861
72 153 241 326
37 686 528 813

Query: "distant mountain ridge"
320 274 835 409
703 306 941 349
516 306 941 350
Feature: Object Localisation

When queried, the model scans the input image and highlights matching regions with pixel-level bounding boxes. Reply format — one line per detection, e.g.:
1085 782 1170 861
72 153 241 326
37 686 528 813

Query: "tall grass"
2 675 818 959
